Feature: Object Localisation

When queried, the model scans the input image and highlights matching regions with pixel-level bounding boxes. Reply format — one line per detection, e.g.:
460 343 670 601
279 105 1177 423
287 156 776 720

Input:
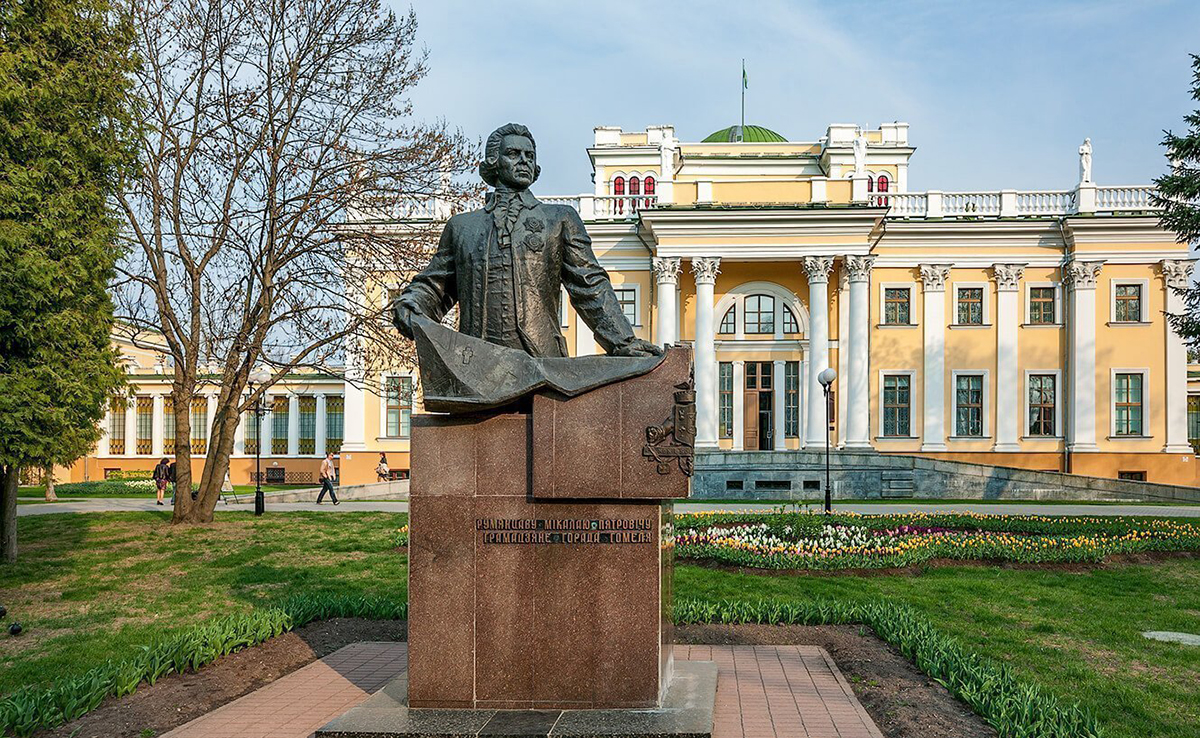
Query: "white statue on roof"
852 132 867 175
1079 138 1092 183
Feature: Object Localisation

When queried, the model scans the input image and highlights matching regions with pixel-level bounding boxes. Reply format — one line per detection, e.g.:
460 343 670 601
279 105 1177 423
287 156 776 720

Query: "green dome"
701 125 788 143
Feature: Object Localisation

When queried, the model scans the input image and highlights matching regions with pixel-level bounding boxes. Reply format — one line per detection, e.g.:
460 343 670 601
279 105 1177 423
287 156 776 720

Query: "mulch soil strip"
40 619 995 738
39 617 407 738
676 623 997 738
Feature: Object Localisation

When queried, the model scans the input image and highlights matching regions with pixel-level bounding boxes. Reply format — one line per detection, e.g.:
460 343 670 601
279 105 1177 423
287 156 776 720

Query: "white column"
1066 261 1103 453
341 355 367 453
732 360 745 450
692 257 721 448
652 257 681 346
836 269 849 449
803 256 834 446
206 393 218 452
575 313 596 356
124 398 137 457
920 265 952 451
152 394 164 456
993 265 1024 452
287 394 300 456
845 255 874 448
772 360 786 451
261 399 274 456
315 393 328 458
233 396 246 456
799 357 808 448
1162 260 1195 453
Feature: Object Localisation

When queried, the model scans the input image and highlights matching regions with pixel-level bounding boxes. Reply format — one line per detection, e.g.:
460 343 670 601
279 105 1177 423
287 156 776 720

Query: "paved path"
19 497 1200 517
160 642 881 738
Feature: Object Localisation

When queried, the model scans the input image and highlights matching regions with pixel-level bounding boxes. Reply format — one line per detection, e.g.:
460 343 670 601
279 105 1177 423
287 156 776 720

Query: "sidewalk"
160 642 882 738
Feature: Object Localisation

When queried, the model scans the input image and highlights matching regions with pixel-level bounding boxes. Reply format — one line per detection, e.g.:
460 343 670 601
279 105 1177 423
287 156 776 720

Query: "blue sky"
401 0 1199 197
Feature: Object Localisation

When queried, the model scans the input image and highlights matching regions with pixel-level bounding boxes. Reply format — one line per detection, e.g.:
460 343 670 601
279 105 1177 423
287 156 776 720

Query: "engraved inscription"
476 518 654 545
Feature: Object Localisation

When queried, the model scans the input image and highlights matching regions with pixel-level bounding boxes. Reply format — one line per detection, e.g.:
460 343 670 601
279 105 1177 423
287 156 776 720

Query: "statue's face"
496 134 536 189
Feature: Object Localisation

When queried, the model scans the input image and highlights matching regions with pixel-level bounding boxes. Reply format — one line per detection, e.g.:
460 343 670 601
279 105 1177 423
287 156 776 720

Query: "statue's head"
479 123 540 190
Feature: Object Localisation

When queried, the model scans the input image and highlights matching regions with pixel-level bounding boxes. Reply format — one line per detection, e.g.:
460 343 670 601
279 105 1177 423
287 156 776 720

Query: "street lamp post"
247 369 271 516
817 367 837 514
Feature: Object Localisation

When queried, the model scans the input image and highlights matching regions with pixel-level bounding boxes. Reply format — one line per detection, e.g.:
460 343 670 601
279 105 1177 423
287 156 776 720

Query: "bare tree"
114 0 478 523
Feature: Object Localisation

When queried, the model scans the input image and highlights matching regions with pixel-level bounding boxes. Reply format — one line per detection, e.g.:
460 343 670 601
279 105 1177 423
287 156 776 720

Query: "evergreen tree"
1156 54 1200 347
0 0 133 562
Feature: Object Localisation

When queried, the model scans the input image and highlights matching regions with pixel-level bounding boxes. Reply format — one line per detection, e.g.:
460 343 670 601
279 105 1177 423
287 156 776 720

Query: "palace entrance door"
743 361 774 450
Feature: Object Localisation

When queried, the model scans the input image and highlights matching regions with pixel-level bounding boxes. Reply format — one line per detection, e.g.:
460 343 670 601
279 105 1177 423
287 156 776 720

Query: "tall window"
955 374 984 437
108 398 126 455
1188 395 1200 453
718 306 736 334
629 176 640 196
785 362 800 438
1029 287 1055 324
782 305 799 334
244 409 259 455
1114 373 1144 436
612 176 625 196
272 396 289 454
644 175 656 197
163 397 175 454
957 287 983 325
614 287 637 325
1028 374 1056 437
386 376 413 438
876 174 889 192
744 295 775 334
882 374 911 437
326 396 344 454
298 396 317 454
1115 284 1143 322
190 397 208 454
883 287 910 325
136 397 153 454
718 363 733 439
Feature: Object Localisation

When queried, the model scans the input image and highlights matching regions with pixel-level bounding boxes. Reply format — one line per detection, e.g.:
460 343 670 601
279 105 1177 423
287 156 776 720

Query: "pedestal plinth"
407 348 693 711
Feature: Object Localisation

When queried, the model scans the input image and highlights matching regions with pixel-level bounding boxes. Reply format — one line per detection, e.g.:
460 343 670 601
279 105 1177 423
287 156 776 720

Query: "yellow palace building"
76 121 1200 494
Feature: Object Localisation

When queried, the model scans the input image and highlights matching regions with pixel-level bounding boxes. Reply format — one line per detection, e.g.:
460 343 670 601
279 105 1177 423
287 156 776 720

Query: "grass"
0 511 407 697
1 512 1197 737
16 484 311 500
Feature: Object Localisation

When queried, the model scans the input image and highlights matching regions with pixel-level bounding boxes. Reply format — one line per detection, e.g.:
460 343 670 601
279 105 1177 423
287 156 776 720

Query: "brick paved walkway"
162 642 881 738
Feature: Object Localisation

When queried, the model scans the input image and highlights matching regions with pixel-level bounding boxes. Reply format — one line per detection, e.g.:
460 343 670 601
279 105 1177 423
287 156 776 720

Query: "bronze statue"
393 123 662 359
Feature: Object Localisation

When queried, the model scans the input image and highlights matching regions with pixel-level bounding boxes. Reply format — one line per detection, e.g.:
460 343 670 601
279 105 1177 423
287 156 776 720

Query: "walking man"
317 452 339 505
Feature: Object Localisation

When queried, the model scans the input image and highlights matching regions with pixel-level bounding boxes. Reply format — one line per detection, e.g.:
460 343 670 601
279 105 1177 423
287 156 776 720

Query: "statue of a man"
1079 137 1092 183
392 123 661 359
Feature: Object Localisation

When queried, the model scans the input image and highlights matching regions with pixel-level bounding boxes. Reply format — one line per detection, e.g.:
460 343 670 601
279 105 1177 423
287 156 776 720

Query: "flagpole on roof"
740 59 746 135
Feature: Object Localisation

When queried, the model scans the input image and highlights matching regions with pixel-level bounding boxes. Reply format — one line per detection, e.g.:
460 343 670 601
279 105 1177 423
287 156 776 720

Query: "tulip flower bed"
674 510 1200 570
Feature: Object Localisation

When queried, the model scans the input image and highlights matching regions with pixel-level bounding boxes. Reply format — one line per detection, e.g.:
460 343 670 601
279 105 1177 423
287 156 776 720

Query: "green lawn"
1 512 1197 737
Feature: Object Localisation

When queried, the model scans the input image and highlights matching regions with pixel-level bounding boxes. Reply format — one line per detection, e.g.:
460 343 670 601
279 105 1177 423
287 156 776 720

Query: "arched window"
744 295 775 334
629 176 641 196
612 176 625 195
644 176 656 195
782 305 799 334
718 306 736 334
867 176 875 193
875 174 889 206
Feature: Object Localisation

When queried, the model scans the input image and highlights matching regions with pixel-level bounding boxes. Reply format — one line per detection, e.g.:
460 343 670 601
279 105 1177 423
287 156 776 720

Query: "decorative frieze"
992 263 1026 292
802 256 835 285
844 255 876 284
690 257 721 285
1064 260 1104 290
1161 259 1195 290
652 257 681 284
919 264 952 292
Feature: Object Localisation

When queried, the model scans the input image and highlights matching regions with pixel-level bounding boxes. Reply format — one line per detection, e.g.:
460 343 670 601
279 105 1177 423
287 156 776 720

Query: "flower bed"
674 510 1200 570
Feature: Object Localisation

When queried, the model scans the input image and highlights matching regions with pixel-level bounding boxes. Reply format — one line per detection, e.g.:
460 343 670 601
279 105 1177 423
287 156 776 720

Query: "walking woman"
375 453 390 482
152 457 171 506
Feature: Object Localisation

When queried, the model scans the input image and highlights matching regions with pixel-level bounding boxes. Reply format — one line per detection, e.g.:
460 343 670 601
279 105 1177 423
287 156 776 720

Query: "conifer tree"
1156 54 1200 346
0 0 133 561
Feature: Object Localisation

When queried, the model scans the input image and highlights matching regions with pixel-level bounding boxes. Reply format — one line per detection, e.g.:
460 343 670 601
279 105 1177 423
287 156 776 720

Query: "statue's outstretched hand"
392 301 417 340
611 338 664 357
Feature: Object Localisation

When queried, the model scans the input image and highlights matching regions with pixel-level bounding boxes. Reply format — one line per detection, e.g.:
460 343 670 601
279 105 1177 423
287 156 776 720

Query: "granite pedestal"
319 348 709 736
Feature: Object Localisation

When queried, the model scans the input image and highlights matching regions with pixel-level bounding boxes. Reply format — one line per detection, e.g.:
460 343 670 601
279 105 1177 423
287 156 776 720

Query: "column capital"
1065 260 1104 290
733 359 744 365
844 255 876 283
802 256 835 284
1161 259 1195 290
691 257 721 285
919 264 952 292
652 257 682 284
992 263 1026 292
